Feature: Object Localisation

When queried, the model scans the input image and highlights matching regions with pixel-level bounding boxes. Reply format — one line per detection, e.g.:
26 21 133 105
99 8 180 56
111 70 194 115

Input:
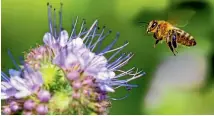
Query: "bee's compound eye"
151 22 157 28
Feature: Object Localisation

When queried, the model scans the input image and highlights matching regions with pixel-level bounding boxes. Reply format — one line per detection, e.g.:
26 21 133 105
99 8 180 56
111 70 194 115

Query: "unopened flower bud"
24 100 35 110
9 101 19 112
72 81 82 89
23 110 33 115
72 92 81 99
36 104 48 115
37 90 51 102
67 71 80 80
82 78 93 86
3 107 12 115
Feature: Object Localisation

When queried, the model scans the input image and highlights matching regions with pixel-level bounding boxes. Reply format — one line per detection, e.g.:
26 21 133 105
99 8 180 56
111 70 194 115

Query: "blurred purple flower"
24 100 35 110
37 90 51 102
2 106 12 115
1 65 43 99
9 101 20 112
36 104 48 115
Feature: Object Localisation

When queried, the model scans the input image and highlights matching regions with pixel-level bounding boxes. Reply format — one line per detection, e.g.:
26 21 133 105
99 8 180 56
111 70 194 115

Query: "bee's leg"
174 48 178 53
172 34 178 53
153 33 159 48
172 40 178 53
153 33 158 39
153 33 163 48
167 41 176 56
154 39 160 48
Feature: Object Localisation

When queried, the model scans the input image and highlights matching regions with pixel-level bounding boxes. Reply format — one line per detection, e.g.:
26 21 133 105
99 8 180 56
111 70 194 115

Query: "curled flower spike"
1 2 145 115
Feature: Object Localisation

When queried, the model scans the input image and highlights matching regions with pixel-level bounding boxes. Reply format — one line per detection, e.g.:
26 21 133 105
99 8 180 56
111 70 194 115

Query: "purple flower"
72 81 82 89
72 92 81 99
36 104 48 115
43 3 145 94
1 65 43 99
23 111 33 115
24 100 35 110
2 106 12 115
37 90 51 102
1 2 146 115
67 71 80 81
9 101 20 112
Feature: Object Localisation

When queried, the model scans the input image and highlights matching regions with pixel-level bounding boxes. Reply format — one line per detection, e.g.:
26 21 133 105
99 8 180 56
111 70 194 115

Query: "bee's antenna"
138 21 149 25
138 21 149 29
138 22 150 36
138 22 148 31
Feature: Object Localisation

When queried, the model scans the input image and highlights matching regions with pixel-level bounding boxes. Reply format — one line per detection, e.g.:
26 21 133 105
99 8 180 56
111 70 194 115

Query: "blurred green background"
2 0 214 114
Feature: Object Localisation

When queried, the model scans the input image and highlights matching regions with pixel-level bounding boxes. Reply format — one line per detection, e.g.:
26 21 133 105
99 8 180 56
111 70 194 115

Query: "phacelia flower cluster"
1 3 145 115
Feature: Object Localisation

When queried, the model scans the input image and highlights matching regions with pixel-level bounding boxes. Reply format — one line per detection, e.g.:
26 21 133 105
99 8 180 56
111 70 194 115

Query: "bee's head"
146 20 158 34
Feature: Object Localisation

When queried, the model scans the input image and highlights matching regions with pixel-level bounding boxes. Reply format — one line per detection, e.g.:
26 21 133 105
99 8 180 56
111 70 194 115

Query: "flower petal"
13 76 26 85
100 85 115 92
23 70 34 86
43 32 56 47
68 37 84 51
31 72 43 86
52 49 66 66
64 53 79 68
96 72 109 80
1 92 10 99
59 30 69 47
5 88 17 96
108 71 116 79
94 56 107 66
10 76 28 91
9 69 21 77
1 82 12 91
82 51 95 63
15 91 31 99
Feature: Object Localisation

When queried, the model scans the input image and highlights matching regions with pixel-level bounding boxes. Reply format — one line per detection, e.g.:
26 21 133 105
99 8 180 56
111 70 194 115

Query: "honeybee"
142 10 197 56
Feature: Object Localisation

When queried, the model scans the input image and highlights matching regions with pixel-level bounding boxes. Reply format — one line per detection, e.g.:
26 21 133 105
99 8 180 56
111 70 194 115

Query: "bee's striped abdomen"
175 29 196 46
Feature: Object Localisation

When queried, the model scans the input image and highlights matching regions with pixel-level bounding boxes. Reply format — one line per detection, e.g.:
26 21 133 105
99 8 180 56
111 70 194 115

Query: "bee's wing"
167 9 196 27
